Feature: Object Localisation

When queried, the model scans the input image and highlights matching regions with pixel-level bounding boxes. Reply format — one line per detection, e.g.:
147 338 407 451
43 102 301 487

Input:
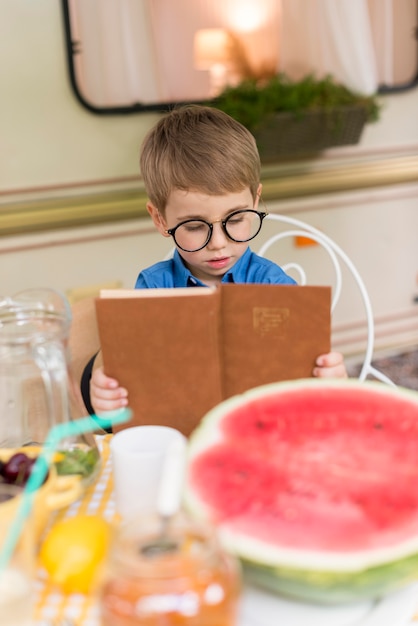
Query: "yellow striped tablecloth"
33 435 115 626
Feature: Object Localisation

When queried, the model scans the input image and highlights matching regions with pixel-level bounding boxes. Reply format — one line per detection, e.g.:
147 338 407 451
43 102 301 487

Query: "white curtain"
278 0 378 95
368 0 417 87
69 0 161 106
67 0 414 106
278 0 416 96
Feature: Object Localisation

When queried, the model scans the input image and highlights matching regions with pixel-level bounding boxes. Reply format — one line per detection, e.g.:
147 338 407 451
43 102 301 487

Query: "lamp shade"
194 29 235 70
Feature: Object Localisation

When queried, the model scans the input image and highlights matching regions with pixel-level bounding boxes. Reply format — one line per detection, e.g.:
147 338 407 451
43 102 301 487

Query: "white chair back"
258 213 395 386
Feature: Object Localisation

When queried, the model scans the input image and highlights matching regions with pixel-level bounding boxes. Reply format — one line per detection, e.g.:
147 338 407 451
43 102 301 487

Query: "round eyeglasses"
166 209 268 253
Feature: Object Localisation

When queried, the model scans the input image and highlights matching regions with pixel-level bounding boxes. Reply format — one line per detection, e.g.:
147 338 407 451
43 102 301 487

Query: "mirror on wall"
61 0 418 114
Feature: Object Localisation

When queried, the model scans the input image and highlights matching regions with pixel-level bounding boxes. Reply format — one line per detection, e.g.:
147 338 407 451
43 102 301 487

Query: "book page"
100 287 215 298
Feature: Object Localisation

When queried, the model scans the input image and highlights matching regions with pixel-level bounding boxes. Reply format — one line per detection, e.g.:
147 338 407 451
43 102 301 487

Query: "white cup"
110 425 187 520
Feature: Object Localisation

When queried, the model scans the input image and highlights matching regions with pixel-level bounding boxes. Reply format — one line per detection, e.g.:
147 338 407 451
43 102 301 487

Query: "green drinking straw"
0 408 132 572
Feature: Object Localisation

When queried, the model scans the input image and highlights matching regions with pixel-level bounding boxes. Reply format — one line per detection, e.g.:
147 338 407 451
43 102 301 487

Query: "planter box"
252 105 368 162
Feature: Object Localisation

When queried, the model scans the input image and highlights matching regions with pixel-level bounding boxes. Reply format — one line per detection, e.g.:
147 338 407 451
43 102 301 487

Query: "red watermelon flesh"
187 381 418 555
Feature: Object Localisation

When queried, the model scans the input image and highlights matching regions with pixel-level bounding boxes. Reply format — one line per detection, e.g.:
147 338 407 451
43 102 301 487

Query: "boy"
88 105 346 414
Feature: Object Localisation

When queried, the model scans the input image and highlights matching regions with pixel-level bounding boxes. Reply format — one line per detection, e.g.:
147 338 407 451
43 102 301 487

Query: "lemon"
39 514 112 594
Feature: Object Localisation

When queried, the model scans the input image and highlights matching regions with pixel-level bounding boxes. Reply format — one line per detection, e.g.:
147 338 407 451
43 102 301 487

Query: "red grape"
2 452 33 484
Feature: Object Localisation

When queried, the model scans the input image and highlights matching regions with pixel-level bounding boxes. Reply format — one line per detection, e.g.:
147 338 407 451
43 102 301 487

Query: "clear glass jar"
99 513 241 626
0 288 100 488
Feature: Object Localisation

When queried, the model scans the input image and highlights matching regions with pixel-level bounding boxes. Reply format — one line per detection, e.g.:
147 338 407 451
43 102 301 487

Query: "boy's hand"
312 351 348 379
90 366 129 414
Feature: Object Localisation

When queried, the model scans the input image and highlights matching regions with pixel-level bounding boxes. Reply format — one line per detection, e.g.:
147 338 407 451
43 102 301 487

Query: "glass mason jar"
0 288 100 488
99 513 241 626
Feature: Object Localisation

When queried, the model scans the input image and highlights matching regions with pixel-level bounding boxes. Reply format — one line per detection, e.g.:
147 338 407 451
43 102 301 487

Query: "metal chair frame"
258 213 395 386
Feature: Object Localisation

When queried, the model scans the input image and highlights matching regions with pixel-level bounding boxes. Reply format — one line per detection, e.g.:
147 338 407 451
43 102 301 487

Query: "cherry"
0 452 49 487
2 452 33 485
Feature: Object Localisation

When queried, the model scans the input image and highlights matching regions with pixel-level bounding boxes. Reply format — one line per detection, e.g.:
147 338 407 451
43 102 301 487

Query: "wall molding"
1 153 418 237
333 307 418 361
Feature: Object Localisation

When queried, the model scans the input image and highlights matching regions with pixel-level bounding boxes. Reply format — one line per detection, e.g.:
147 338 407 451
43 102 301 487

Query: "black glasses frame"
166 209 268 252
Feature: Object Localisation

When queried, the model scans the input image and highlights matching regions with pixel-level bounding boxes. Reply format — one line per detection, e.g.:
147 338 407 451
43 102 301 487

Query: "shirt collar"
172 250 204 287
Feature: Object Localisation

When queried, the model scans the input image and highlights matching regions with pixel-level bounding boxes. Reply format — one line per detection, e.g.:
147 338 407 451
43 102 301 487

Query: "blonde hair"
139 105 261 213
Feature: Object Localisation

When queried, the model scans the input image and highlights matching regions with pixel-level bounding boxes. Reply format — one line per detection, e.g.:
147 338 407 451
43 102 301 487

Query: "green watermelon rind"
184 378 418 603
241 553 418 604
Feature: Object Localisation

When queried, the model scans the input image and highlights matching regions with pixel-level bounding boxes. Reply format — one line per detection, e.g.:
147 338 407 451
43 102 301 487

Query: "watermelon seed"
373 422 383 429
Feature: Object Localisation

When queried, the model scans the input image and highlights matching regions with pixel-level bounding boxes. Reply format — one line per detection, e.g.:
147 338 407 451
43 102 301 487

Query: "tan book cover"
95 284 331 436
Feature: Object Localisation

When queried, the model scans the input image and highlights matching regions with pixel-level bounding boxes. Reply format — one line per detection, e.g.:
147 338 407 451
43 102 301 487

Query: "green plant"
210 74 381 133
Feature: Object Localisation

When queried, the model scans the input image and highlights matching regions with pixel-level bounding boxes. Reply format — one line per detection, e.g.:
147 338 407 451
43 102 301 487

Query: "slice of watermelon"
184 378 418 604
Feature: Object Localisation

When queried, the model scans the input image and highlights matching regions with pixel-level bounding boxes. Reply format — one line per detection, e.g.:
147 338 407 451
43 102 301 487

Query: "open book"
95 284 331 436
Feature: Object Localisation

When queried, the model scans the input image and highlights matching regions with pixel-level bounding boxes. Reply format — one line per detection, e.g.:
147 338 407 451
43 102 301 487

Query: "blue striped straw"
0 408 132 572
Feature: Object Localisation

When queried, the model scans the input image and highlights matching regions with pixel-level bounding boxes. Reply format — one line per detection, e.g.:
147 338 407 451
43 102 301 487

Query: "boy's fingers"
313 365 347 379
92 397 129 412
91 386 128 400
315 351 344 367
92 366 124 390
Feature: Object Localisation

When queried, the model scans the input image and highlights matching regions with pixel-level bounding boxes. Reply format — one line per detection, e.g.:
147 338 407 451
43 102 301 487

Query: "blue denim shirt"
135 247 296 288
